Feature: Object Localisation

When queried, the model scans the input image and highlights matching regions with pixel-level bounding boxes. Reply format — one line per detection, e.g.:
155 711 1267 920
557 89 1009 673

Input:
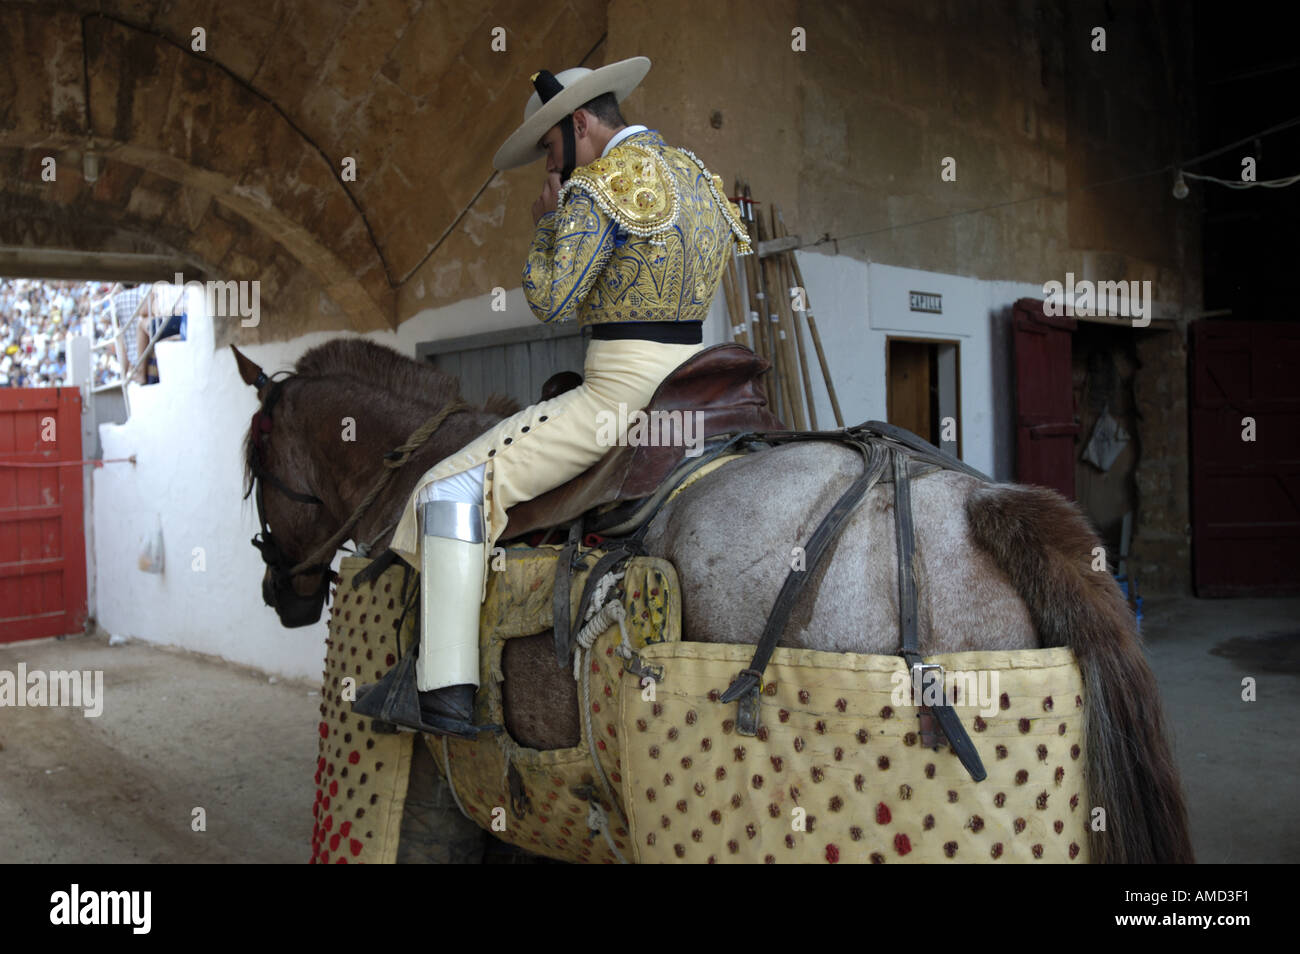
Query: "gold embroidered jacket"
523 129 751 326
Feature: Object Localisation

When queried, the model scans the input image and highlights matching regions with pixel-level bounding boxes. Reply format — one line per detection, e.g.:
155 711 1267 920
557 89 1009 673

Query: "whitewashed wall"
91 260 1041 678
786 255 1044 479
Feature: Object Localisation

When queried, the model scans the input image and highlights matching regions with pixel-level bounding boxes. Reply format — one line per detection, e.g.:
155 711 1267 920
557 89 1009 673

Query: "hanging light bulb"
83 149 100 184
1172 171 1188 200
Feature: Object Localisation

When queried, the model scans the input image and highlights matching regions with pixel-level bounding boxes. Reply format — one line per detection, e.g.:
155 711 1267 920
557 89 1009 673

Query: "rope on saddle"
553 522 649 669
290 399 472 575
438 735 473 823
569 573 634 862
586 801 629 865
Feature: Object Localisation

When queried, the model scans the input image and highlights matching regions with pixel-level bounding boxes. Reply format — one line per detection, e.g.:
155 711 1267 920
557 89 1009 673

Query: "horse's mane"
294 337 462 408
241 337 521 498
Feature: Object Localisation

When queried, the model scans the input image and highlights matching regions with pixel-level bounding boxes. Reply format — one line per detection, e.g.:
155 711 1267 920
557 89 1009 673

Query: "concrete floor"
1140 596 1300 863
0 595 1295 863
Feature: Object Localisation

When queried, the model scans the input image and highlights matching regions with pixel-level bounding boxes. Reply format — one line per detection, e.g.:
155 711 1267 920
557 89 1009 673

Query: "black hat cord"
532 69 577 183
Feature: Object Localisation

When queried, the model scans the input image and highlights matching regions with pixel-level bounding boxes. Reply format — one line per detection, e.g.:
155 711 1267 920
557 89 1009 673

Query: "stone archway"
0 7 393 340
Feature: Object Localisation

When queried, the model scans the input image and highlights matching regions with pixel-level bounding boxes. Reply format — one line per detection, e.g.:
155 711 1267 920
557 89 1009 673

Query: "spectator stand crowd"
0 278 187 390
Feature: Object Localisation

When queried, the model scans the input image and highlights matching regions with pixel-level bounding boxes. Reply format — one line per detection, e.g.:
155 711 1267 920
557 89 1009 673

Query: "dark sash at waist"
587 321 703 343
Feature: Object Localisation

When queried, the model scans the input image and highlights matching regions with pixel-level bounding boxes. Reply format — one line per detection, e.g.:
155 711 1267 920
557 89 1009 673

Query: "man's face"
539 125 566 177
538 110 599 177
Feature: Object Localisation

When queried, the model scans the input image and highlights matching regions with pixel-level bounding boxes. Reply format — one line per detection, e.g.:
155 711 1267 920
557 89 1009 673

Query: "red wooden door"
1191 320 1300 596
1013 298 1079 498
0 387 88 641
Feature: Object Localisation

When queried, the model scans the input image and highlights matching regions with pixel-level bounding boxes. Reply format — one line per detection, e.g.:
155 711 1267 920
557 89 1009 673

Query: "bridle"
246 372 336 627
245 369 474 627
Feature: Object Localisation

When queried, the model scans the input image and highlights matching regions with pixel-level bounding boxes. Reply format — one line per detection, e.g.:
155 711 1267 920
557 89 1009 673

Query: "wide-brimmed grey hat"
492 56 651 170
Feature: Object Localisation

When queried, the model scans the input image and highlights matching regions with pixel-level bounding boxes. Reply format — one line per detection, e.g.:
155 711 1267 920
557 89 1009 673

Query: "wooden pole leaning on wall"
721 256 750 350
772 204 817 430
752 202 796 428
759 207 807 430
730 255 751 350
719 176 748 348
740 183 770 367
740 181 778 426
775 207 845 428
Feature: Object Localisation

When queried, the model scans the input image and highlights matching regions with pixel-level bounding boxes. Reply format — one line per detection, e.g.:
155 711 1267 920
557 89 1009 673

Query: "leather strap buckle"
910 662 949 750
622 652 664 685
735 668 763 736
910 661 944 695
909 660 951 748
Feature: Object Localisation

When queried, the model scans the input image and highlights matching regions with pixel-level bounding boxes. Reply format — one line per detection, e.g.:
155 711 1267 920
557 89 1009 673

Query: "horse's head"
233 345 336 628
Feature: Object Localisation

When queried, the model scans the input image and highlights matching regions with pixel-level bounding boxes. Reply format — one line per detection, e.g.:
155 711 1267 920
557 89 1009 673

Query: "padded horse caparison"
716 421 992 782
500 343 785 541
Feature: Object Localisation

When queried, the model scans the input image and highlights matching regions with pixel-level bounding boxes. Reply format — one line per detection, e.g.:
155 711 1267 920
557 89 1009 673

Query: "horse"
233 337 1193 864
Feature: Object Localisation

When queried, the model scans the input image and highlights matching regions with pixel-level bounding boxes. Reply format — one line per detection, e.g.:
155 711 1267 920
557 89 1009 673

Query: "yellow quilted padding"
618 643 1089 863
431 548 681 864
314 552 1091 865
312 556 418 864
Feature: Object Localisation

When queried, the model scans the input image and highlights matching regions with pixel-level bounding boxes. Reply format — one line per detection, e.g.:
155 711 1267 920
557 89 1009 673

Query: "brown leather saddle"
500 343 785 541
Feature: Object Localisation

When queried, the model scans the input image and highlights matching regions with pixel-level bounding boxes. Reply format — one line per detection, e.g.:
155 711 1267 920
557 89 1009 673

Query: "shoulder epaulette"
558 142 679 236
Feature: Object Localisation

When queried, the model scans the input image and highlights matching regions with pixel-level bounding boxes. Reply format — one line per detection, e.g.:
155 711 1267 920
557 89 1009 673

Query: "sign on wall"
909 291 942 314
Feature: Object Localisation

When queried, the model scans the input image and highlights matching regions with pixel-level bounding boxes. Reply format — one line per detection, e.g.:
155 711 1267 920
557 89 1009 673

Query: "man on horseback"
354 56 752 736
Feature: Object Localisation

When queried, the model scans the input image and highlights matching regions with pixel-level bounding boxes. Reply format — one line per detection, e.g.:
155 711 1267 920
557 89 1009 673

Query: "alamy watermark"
1042 272 1152 327
595 404 706 457
159 271 260 327
50 884 150 934
0 664 103 717
889 665 1000 717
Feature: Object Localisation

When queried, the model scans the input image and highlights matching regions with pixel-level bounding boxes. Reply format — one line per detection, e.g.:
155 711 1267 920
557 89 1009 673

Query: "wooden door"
0 387 87 641
1191 320 1300 595
1013 298 1079 498
887 339 934 443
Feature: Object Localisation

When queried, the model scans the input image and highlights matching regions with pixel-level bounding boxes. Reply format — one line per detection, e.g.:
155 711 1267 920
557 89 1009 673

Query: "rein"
288 395 473 575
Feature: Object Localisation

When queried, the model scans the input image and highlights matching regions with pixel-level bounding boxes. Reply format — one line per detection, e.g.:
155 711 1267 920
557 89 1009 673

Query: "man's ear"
572 108 589 138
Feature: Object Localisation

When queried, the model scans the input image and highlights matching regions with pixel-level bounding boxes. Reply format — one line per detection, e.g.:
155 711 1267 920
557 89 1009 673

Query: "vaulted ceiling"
0 0 607 342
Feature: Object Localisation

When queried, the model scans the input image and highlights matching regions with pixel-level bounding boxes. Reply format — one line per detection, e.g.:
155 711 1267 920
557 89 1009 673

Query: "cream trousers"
389 335 708 600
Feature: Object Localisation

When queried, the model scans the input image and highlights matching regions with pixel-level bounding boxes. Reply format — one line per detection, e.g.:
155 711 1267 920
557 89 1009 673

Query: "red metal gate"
1013 298 1079 499
0 387 88 641
1191 320 1300 596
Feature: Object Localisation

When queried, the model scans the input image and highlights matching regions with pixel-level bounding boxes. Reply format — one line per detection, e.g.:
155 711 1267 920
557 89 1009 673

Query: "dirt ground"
0 595 1296 864
0 634 318 863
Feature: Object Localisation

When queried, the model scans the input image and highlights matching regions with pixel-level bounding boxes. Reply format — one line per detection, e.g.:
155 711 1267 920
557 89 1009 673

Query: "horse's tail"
964 482 1194 864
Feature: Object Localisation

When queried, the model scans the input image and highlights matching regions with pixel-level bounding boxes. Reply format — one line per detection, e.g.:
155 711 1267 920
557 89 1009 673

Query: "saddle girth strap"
719 437 890 715
892 446 987 782
553 526 650 670
866 419 991 482
573 536 648 628
553 521 585 667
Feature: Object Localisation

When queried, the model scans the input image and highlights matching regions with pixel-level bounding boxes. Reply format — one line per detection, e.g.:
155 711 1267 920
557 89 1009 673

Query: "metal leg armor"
352 499 496 739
